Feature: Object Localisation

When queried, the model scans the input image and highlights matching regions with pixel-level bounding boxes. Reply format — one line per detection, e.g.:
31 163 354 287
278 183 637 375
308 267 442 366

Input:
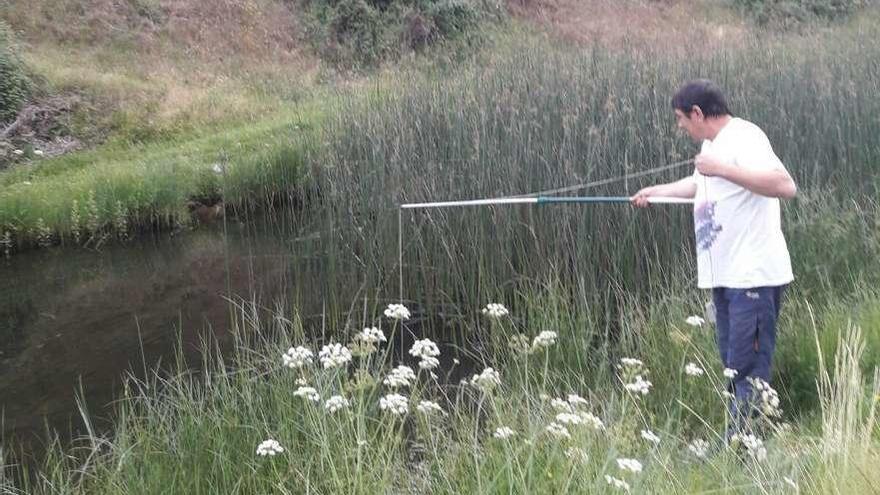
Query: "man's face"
674 108 704 142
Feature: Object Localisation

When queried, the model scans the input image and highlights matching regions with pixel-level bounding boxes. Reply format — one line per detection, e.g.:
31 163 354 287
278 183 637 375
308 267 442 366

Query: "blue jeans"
712 285 786 432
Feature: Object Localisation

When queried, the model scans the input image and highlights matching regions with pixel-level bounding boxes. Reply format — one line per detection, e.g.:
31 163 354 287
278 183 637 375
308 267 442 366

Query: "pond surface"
0 212 349 455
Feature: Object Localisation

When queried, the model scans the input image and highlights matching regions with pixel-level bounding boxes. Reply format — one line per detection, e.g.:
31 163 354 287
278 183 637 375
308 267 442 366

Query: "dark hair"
671 79 731 118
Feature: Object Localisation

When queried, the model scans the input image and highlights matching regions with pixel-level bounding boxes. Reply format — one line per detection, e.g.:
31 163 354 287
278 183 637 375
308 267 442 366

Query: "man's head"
671 79 732 141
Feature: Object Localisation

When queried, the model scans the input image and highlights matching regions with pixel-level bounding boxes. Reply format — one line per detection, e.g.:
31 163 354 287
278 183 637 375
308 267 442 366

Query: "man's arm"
630 177 696 207
695 154 797 199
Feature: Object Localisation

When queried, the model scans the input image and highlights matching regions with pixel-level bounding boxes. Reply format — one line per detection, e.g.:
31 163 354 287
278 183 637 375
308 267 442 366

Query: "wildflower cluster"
282 346 314 369
384 303 411 320
470 367 501 392
624 375 653 396
416 400 445 416
256 439 284 456
493 426 516 439
550 394 604 431
481 303 509 319
616 458 643 474
545 422 571 440
723 367 738 379
684 362 705 377
605 475 630 491
356 327 387 344
748 377 782 417
685 315 705 327
618 357 652 395
318 343 353 369
384 365 417 388
640 429 661 445
409 338 441 370
293 386 320 402
731 433 767 461
688 439 710 459
324 395 350 413
531 330 557 349
379 393 409 415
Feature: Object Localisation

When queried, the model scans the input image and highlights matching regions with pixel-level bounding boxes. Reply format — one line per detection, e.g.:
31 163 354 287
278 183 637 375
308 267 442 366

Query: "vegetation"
0 21 30 124
1 2 880 493
734 0 867 27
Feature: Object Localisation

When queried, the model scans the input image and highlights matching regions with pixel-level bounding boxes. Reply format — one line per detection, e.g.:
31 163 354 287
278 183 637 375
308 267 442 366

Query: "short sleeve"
735 128 785 171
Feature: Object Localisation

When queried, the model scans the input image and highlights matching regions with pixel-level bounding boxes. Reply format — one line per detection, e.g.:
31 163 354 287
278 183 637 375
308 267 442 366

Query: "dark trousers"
712 285 786 431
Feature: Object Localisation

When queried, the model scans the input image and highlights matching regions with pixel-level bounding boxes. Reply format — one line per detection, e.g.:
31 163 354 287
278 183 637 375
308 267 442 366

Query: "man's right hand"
630 186 658 208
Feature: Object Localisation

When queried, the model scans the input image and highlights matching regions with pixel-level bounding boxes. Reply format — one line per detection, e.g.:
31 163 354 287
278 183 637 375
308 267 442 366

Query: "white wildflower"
256 439 284 456
356 327 387 344
567 394 589 407
282 346 313 369
324 395 350 413
532 330 557 349
748 377 782 417
618 357 644 369
384 303 411 320
409 339 440 360
211 162 224 174
640 429 661 445
379 393 409 415
551 398 574 413
12 149 23 156
493 426 516 439
685 315 705 327
616 458 643 474
470 367 501 392
546 422 571 440
723 368 738 379
453 358 460 365
318 343 352 369
624 375 652 395
293 386 320 402
688 439 710 459
418 356 440 370
357 439 368 447
34 150 44 156
685 362 705 377
295 377 308 386
605 475 631 491
722 391 735 399
481 303 509 319
384 365 417 388
555 412 584 426
732 434 767 461
580 411 605 430
416 400 445 415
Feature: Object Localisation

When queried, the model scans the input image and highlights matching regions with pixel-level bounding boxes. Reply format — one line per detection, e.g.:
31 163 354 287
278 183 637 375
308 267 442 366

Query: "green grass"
7 284 880 494
4 7 880 494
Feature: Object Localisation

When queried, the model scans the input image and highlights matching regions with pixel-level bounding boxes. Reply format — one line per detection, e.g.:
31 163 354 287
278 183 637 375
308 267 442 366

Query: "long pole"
400 195 693 209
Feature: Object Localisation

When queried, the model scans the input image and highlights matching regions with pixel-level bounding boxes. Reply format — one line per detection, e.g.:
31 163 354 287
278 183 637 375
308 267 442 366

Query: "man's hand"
694 153 730 178
630 186 659 208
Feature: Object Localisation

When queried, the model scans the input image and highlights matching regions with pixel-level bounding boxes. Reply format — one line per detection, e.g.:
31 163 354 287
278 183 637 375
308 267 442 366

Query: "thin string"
506 158 694 199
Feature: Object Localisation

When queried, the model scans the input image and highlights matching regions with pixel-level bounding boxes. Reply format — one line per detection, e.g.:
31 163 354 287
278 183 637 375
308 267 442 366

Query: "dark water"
0 213 341 455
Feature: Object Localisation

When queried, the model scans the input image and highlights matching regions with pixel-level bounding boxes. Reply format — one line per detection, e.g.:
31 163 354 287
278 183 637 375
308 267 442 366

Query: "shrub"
734 0 866 28
0 22 30 123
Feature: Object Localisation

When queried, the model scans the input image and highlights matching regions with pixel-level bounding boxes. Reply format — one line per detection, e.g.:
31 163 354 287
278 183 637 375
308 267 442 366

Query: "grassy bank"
7 283 880 493
3 5 880 493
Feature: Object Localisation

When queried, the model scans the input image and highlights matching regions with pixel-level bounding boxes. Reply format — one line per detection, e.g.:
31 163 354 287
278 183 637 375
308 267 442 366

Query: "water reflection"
0 220 305 452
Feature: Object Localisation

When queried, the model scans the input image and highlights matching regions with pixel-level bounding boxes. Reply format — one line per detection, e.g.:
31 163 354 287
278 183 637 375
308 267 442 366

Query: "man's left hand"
695 153 730 178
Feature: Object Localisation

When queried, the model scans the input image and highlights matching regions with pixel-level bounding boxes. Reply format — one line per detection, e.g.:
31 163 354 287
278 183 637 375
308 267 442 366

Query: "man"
632 79 797 433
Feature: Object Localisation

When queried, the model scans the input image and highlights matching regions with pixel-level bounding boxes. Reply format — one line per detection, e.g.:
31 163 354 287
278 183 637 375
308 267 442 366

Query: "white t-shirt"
691 117 794 289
